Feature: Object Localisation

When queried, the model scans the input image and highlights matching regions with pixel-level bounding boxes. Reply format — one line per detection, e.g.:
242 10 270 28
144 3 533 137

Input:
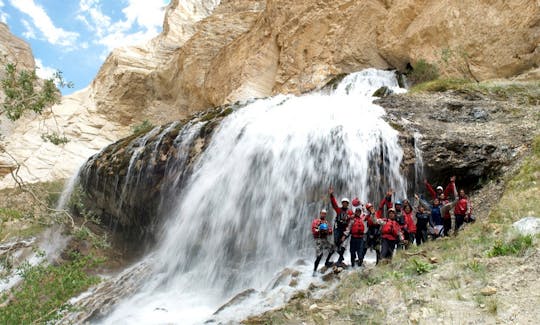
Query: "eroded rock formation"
93 0 539 122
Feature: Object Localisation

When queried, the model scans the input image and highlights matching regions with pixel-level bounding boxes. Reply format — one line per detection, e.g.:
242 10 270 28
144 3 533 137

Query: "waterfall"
413 131 425 194
101 69 407 324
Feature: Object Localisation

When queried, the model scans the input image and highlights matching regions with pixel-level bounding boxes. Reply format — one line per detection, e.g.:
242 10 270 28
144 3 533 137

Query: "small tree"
0 59 73 142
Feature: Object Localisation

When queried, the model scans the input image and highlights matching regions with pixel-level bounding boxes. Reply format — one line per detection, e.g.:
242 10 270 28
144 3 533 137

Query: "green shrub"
131 119 154 135
407 59 440 85
0 253 102 324
41 132 70 145
487 235 533 257
408 258 434 274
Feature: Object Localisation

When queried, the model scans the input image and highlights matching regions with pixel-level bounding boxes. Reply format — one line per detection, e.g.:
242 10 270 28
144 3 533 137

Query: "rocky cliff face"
76 84 539 235
92 0 539 121
0 19 128 188
1 0 539 189
0 23 35 71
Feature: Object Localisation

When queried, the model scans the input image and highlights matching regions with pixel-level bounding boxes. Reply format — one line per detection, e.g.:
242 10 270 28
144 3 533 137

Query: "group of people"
311 177 473 275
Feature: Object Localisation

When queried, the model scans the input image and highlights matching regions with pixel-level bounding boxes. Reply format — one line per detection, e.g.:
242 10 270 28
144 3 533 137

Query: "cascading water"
101 69 407 324
413 131 425 193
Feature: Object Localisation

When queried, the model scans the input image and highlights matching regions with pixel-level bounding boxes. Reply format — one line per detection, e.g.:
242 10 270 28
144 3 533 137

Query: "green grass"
487 235 533 257
410 78 472 93
489 135 540 224
0 253 102 324
0 207 25 220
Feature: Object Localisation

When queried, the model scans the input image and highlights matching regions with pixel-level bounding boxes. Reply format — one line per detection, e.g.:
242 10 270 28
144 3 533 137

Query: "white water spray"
102 69 407 324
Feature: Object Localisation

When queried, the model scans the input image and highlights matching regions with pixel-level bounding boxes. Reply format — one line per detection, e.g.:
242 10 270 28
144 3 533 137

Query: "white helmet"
341 197 350 203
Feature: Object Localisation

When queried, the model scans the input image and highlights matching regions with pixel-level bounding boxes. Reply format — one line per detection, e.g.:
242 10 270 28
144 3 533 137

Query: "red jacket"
378 195 393 212
367 211 381 227
454 196 470 215
345 215 365 238
311 218 332 238
381 219 402 241
403 210 416 233
330 193 353 230
425 180 455 200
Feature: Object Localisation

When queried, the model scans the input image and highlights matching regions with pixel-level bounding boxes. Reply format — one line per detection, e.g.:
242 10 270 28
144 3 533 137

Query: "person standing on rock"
364 202 382 264
342 207 366 267
311 209 334 275
370 208 404 261
329 186 352 267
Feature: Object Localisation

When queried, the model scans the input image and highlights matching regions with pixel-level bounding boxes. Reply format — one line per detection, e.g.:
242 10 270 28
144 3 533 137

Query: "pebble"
481 286 497 296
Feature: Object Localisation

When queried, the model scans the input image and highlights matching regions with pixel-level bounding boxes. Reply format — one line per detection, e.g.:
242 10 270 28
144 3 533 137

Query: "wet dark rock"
373 86 394 98
377 89 537 193
77 105 235 240
213 288 257 315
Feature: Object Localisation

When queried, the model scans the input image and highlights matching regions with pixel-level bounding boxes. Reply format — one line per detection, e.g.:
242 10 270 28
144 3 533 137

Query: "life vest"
454 197 469 215
311 218 331 238
381 219 400 240
335 209 350 231
350 217 365 238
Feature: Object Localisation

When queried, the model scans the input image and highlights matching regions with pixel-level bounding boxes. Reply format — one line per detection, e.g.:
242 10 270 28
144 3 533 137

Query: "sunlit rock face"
0 22 35 71
1 0 538 188
92 0 539 122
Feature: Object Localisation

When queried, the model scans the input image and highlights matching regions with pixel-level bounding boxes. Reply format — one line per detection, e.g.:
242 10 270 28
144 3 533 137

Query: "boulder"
513 217 540 236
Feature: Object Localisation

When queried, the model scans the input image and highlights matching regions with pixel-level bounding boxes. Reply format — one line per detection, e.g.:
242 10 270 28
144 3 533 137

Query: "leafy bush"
0 253 102 324
408 258 434 274
40 131 70 145
407 59 440 85
487 235 533 257
131 119 154 135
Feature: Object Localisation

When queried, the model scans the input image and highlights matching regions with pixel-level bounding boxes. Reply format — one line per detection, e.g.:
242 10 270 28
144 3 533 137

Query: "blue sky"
0 0 170 95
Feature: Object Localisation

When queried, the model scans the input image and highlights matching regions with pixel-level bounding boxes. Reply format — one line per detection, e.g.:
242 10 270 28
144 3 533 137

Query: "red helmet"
352 197 361 207
365 203 373 210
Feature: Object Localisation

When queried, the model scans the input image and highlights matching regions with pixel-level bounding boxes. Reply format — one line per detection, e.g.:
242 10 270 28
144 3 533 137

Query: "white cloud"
35 58 56 80
21 19 36 39
9 0 79 48
122 0 166 31
0 0 7 23
78 0 166 53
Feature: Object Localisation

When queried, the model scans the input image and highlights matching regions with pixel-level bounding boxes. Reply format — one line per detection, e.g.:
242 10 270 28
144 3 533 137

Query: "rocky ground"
243 156 540 324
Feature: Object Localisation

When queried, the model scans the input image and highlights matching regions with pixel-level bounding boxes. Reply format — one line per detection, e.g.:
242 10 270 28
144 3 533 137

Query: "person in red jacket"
370 208 404 261
453 188 471 234
402 204 417 246
329 186 352 267
424 176 456 201
311 209 334 275
342 207 366 267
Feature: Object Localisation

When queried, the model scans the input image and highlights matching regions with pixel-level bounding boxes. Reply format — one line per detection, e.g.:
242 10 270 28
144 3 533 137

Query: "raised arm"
424 179 436 200
329 186 340 214
444 176 457 199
